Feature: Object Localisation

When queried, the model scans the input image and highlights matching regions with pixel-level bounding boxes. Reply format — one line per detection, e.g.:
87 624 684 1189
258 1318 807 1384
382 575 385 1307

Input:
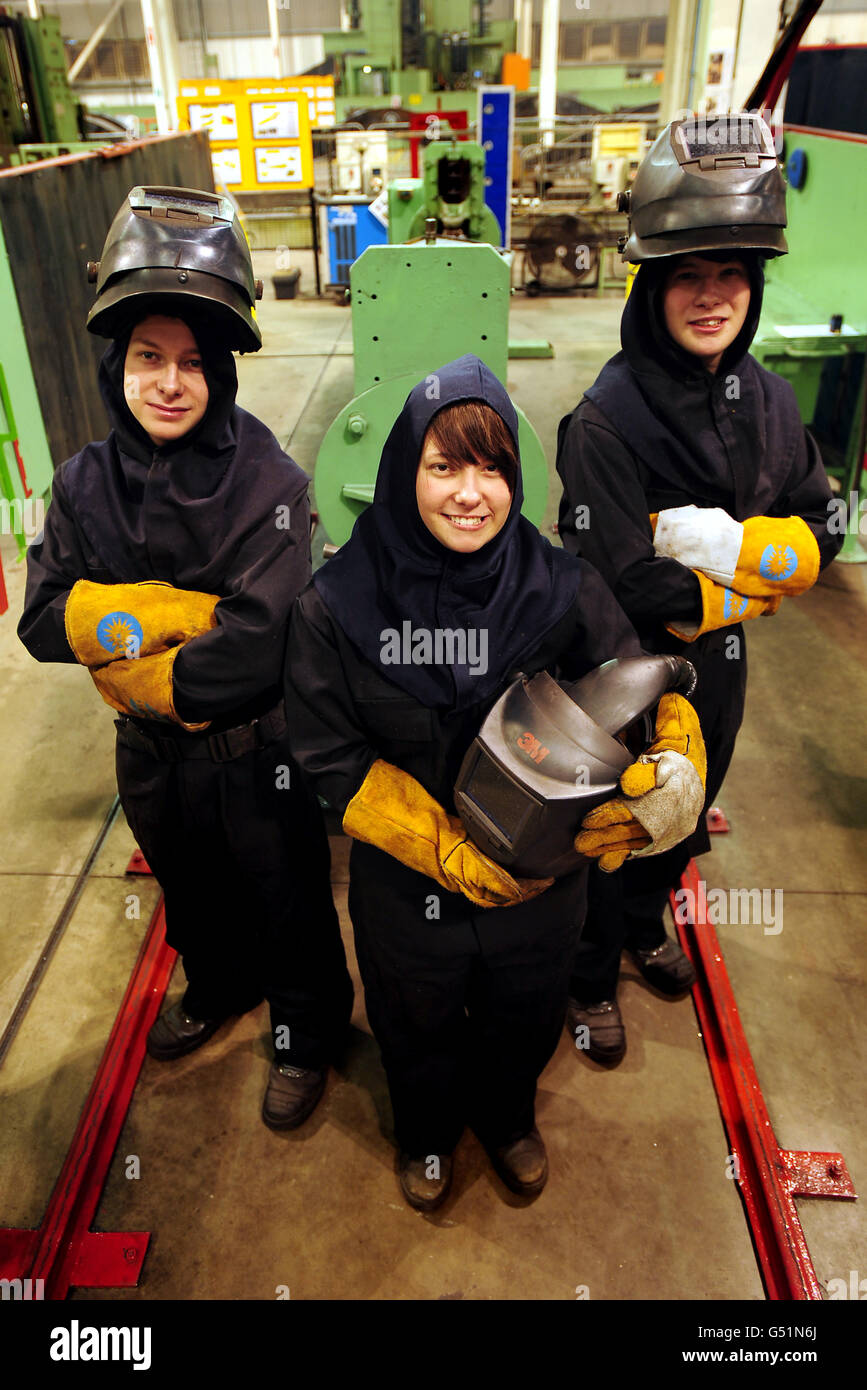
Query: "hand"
342 759 553 908
90 647 210 731
731 516 820 597
574 693 706 871
442 833 555 908
652 505 744 586
666 571 783 642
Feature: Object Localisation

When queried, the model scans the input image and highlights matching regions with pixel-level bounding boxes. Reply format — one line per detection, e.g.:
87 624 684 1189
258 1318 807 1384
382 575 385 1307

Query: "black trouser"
570 627 748 1002
348 841 587 1157
116 733 353 1069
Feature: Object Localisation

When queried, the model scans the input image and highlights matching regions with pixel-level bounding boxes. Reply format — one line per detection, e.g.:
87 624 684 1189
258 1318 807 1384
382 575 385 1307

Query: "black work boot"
262 1063 327 1131
488 1128 548 1198
146 1002 225 1061
567 997 626 1065
630 937 697 995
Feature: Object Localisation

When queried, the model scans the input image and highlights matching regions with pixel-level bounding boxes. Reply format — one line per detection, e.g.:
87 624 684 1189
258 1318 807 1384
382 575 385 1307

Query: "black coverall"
284 569 642 1155
556 368 843 1000
19 404 353 1067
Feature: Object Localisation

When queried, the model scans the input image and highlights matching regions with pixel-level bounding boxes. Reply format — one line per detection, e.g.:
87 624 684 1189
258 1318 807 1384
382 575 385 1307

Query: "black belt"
115 700 287 764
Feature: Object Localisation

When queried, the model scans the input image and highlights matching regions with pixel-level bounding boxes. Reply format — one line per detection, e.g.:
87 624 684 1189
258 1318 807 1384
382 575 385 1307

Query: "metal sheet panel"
0 131 215 475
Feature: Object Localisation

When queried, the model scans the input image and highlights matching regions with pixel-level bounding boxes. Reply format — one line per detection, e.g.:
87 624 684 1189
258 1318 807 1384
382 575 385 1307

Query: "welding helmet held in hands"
86 186 263 352
618 113 788 263
454 654 697 878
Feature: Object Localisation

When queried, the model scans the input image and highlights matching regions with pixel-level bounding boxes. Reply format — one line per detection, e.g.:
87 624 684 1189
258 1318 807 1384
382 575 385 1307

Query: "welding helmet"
454 654 697 878
86 186 263 352
618 113 787 263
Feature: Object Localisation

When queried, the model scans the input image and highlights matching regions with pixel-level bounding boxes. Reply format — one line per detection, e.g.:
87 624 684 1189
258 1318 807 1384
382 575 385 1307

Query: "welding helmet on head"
454 654 697 878
618 113 788 263
86 186 263 352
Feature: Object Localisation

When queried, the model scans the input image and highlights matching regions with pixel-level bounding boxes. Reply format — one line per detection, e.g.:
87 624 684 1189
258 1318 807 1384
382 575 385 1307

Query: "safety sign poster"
177 78 317 190
254 147 303 184
187 103 238 141
251 102 300 141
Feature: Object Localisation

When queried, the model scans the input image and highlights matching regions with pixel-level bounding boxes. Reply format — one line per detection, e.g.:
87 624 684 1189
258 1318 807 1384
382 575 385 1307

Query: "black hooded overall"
555 257 842 1001
285 356 644 1158
18 317 353 1067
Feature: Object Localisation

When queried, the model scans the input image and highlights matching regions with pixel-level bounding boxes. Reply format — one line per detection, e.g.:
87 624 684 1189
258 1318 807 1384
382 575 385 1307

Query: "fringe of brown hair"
424 402 518 493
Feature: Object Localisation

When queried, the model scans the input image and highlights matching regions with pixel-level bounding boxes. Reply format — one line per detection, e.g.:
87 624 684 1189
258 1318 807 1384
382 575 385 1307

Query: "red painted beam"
0 898 175 1297
672 859 855 1301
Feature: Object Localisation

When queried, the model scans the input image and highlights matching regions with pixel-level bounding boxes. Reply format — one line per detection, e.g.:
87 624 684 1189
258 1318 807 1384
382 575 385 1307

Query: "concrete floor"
0 251 864 1301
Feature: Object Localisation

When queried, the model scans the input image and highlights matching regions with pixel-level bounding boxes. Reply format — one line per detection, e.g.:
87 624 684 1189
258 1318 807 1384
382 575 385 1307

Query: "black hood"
583 252 771 506
314 354 585 710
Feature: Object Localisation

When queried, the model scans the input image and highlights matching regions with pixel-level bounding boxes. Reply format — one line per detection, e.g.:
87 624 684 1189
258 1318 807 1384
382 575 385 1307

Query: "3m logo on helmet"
516 731 549 764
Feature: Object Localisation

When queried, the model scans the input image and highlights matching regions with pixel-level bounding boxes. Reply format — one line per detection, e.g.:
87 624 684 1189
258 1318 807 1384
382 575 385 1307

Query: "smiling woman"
283 353 684 1212
415 402 515 553
123 315 209 444
18 184 353 1135
555 113 842 1066
661 253 752 374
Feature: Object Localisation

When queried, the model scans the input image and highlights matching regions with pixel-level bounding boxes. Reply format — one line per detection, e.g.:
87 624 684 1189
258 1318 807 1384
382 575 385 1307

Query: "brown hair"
424 401 519 494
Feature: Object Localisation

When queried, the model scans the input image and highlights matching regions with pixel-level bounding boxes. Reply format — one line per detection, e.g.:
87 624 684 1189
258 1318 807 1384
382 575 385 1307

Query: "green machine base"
314 238 549 547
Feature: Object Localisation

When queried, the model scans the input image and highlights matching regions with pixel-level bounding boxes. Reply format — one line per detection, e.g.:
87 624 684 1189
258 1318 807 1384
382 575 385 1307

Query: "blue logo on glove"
723 590 748 620
97 611 144 657
759 544 798 582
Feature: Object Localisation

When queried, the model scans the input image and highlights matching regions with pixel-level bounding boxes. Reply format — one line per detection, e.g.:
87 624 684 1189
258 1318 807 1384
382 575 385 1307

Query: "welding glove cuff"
65 579 220 665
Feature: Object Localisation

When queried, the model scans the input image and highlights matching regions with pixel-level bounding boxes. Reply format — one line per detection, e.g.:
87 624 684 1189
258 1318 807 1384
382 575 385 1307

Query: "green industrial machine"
323 0 515 101
314 237 548 547
387 177 427 244
0 12 82 149
402 139 501 243
753 126 867 562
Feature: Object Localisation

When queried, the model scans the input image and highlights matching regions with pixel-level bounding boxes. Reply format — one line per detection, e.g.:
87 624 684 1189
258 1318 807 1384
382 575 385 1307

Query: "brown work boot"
397 1152 453 1212
489 1127 548 1197
262 1063 327 1130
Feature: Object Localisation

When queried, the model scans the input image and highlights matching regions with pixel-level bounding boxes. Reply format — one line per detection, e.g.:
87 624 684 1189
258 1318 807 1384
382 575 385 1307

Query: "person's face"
662 255 751 373
415 434 513 553
123 315 209 444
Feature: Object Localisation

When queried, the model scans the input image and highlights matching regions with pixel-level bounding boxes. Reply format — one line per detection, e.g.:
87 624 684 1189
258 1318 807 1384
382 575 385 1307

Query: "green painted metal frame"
0 214 53 561
407 140 502 245
314 239 549 546
754 126 867 562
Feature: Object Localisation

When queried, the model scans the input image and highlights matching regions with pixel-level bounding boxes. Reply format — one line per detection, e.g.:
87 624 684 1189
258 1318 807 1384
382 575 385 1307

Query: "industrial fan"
522 214 601 294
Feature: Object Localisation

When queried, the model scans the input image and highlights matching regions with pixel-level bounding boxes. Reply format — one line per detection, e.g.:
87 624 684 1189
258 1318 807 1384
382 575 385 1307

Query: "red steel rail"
0 878 174 1298
672 857 856 1300
0 853 856 1297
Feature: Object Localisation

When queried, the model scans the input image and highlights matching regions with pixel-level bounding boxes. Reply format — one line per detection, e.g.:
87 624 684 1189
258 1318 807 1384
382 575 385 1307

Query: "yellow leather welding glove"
651 508 819 598
665 570 781 642
65 579 220 665
343 758 553 909
575 693 706 872
731 515 820 597
90 647 210 732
